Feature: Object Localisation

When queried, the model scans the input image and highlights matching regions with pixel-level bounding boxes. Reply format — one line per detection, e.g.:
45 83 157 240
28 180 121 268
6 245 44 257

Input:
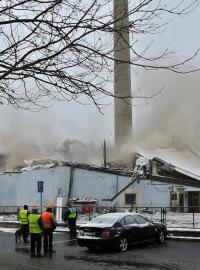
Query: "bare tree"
0 0 199 110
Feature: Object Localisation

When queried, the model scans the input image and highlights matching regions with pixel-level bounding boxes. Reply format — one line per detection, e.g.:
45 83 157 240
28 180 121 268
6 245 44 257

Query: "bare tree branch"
0 0 199 110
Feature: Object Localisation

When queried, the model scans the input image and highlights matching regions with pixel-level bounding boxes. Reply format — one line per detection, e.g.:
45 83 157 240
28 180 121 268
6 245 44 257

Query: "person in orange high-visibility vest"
42 204 57 253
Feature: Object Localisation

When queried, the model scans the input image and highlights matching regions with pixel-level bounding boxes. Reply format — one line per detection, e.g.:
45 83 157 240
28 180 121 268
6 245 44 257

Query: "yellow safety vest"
19 210 28 225
68 207 77 219
28 214 43 234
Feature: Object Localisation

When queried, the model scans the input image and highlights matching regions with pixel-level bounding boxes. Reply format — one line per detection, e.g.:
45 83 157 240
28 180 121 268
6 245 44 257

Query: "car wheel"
118 236 128 252
86 245 97 251
157 230 165 243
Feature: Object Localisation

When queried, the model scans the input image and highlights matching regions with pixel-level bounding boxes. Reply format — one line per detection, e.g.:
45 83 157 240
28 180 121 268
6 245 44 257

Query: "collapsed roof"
1 145 200 189
137 146 200 188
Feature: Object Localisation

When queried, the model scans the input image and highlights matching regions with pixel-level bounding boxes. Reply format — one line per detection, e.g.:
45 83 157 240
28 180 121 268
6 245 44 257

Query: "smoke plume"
1 68 200 170
0 108 106 170
135 69 200 153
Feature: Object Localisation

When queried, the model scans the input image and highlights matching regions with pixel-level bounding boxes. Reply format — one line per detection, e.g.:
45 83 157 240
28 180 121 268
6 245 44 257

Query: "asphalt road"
0 232 199 270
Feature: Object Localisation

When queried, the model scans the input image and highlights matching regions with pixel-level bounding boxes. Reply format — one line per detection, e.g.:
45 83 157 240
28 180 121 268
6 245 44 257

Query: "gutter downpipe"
68 166 74 202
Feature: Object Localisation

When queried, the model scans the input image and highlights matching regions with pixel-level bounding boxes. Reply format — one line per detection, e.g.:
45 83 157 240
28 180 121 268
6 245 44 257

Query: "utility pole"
103 140 107 167
114 0 132 150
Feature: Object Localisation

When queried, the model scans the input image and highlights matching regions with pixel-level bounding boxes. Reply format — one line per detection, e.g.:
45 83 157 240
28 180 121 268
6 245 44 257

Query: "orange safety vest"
42 212 53 229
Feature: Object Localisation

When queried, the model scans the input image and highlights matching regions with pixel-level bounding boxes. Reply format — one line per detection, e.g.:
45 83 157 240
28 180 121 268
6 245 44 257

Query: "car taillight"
101 230 111 238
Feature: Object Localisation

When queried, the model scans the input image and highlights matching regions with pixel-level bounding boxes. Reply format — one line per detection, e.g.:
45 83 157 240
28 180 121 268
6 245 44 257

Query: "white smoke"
134 69 200 153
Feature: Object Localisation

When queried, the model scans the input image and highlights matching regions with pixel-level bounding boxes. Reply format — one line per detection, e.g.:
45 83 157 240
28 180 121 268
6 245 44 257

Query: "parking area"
0 231 200 270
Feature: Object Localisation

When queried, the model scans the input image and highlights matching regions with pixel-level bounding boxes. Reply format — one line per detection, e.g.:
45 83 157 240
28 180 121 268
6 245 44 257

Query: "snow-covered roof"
137 147 200 181
1 158 133 177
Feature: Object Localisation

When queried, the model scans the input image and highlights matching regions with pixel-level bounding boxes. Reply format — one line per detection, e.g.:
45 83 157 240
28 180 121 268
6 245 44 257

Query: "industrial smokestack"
114 0 132 149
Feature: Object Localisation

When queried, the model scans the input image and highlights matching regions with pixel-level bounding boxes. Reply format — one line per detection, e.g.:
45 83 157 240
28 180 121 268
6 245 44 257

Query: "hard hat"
32 205 38 212
47 203 53 208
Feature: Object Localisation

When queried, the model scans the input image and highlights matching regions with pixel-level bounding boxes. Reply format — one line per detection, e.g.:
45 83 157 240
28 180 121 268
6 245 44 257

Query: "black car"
77 212 167 252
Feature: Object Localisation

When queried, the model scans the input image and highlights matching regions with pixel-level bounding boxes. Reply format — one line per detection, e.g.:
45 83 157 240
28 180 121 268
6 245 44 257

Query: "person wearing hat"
28 205 43 257
19 205 30 243
41 203 57 253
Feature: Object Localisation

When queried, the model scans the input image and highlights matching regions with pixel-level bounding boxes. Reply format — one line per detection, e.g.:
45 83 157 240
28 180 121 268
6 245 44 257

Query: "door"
188 192 200 212
121 215 142 244
135 215 155 241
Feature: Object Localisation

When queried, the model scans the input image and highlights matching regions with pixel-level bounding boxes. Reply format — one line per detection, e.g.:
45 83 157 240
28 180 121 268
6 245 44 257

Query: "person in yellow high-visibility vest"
19 205 30 243
28 205 43 257
65 201 78 239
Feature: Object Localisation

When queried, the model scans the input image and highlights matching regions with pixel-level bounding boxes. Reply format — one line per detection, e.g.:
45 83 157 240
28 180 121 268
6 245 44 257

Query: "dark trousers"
30 233 42 255
68 219 76 238
43 230 53 252
21 224 29 242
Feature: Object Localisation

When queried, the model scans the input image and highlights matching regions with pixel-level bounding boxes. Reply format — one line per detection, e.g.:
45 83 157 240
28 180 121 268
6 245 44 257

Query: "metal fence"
0 205 200 229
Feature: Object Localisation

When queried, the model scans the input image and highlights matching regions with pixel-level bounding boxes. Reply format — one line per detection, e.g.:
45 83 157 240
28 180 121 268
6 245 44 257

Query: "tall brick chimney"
114 0 132 149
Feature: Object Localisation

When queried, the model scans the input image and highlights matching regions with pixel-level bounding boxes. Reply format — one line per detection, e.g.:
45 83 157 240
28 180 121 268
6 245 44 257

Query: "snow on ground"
0 228 17 233
0 227 69 234
1 211 200 229
0 215 18 222
140 211 200 229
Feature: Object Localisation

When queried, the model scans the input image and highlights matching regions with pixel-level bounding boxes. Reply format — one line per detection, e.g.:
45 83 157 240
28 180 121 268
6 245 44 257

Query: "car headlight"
78 230 84 236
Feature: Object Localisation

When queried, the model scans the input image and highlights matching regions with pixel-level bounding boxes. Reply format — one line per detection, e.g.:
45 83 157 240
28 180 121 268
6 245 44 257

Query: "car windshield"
90 216 118 225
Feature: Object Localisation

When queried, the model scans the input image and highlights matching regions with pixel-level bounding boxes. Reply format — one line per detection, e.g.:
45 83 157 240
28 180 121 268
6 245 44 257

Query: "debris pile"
134 156 151 177
69 197 97 203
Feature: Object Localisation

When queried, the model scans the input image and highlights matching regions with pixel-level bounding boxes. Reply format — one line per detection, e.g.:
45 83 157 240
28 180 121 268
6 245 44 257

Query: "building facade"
0 163 175 209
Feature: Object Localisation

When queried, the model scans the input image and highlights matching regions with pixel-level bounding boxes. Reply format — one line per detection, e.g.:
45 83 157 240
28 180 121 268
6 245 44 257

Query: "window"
171 193 177 200
121 215 138 225
125 193 136 205
90 216 118 225
135 215 149 224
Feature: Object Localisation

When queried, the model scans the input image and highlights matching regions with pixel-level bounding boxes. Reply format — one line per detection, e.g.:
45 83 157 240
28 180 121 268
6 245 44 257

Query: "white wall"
0 166 171 208
135 180 171 207
0 166 133 207
118 179 171 208
0 166 70 206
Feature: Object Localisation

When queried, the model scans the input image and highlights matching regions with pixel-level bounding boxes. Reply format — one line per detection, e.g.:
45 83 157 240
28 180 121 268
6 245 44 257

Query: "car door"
135 215 155 241
120 215 142 244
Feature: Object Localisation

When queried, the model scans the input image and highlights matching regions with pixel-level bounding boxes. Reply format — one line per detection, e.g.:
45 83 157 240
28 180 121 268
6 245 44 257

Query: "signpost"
37 181 44 213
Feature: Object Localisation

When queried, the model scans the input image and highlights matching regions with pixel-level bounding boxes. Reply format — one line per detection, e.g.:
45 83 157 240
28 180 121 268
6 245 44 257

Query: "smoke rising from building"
0 68 200 170
0 105 111 170
135 69 200 153
0 129 103 170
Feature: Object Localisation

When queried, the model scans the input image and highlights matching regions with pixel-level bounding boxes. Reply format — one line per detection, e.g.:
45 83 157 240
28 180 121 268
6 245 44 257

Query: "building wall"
0 166 133 207
0 166 173 208
0 166 70 207
135 180 170 207
72 169 130 204
119 179 171 208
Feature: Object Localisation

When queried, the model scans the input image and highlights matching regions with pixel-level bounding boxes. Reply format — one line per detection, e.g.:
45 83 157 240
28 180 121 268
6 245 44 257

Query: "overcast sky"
0 1 200 151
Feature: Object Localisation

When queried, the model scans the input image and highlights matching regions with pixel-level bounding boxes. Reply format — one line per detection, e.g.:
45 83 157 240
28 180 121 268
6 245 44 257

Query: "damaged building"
0 147 200 212
137 148 200 212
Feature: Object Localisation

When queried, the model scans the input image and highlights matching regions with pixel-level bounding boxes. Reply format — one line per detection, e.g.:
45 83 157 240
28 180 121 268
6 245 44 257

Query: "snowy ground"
1 210 200 229
139 211 200 229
